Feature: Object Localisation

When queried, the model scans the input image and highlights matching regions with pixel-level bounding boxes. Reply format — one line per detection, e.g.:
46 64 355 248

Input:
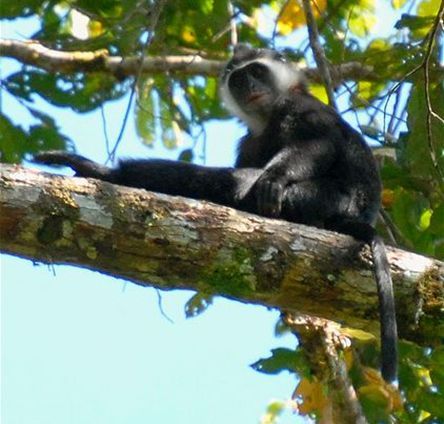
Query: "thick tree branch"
1 164 443 345
0 38 377 81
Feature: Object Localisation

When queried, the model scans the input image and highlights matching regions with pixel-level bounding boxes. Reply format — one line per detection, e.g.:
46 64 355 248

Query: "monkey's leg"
274 179 349 226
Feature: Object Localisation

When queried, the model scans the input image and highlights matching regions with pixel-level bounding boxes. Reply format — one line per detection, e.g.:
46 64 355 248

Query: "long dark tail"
33 151 113 181
327 219 398 383
33 150 261 208
371 234 398 383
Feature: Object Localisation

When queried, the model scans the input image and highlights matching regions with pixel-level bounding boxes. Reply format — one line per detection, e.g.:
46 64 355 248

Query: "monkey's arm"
255 138 336 217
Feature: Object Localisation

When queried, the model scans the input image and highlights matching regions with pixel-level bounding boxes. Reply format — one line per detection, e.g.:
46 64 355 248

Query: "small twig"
107 0 168 163
156 289 174 323
339 82 406 128
378 210 400 247
227 2 238 46
387 88 402 136
392 105 407 135
100 105 112 157
271 0 291 47
301 0 337 109
211 9 241 43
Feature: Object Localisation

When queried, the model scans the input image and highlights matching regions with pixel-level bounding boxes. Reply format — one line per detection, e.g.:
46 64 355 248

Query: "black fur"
34 45 397 383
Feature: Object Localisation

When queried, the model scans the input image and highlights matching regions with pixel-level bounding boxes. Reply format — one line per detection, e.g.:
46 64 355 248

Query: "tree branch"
0 38 376 81
301 0 337 108
1 164 443 345
284 313 368 424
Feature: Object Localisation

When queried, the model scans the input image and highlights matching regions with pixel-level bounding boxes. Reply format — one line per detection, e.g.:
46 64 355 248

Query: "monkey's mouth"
246 92 267 104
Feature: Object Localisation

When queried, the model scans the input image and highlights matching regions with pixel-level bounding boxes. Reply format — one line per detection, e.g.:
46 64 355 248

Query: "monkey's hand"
255 169 288 218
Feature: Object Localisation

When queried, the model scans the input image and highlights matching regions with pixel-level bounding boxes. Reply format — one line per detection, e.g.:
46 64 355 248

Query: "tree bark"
0 38 377 82
1 164 443 345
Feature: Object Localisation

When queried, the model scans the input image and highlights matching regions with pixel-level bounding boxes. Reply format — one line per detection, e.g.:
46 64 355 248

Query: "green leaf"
0 111 68 163
0 0 42 19
402 82 444 180
184 292 213 318
418 391 444 418
348 0 376 37
394 14 435 38
0 114 29 163
5 71 127 112
429 203 444 236
251 348 307 375
260 400 286 424
135 78 156 146
178 148 194 163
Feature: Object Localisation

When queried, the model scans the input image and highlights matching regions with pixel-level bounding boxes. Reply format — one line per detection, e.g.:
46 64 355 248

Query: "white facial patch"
219 55 305 135
219 80 266 134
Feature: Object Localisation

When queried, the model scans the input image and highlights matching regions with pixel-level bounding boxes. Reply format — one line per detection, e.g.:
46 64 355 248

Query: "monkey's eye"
248 63 267 79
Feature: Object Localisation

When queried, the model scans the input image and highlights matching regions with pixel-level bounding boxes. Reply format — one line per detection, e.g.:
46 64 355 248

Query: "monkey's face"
228 62 277 116
220 45 304 134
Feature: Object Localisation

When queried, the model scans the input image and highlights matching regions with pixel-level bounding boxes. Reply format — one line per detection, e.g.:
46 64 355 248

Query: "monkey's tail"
33 151 113 181
327 219 398 384
370 234 398 383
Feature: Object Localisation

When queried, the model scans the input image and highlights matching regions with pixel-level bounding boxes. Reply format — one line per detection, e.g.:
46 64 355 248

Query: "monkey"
34 44 398 383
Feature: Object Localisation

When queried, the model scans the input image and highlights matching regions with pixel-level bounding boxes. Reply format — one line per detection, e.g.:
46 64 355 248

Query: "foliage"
1 0 443 421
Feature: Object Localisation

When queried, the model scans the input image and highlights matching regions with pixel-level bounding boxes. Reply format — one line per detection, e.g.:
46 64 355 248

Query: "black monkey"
34 44 397 383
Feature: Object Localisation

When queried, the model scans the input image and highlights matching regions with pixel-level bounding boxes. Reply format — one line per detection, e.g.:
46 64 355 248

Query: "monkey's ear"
232 43 257 61
233 43 251 55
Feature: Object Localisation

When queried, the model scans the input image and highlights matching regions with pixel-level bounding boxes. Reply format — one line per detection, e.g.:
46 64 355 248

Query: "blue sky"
1 17 303 424
1 3 413 421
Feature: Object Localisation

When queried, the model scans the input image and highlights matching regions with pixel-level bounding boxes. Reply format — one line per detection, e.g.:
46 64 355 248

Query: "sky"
0 3 410 422
0 16 303 424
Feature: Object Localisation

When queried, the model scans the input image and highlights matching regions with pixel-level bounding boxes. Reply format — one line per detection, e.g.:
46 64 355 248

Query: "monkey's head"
220 44 306 134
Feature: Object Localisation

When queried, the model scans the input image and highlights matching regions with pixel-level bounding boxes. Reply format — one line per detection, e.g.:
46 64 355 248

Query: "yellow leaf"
309 84 329 104
359 384 391 409
368 38 390 52
349 12 376 37
342 327 376 343
382 189 395 207
417 0 440 16
344 347 355 369
277 0 327 35
363 367 385 384
88 20 104 38
415 367 433 386
361 367 403 411
349 0 376 37
419 209 432 230
358 81 373 100
359 0 375 9
392 0 407 8
172 120 183 146
181 26 196 44
260 400 286 424
294 377 329 415
418 410 432 422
